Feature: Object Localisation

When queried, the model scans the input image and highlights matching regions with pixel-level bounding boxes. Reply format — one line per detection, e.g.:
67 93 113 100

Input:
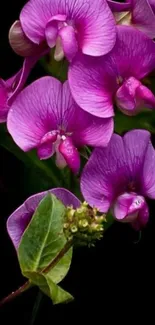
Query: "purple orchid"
7 76 113 174
112 0 155 39
81 129 155 230
69 25 155 118
17 0 116 62
7 188 80 249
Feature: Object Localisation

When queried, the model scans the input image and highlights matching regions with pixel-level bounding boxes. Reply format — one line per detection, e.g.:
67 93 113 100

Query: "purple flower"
0 57 36 123
112 0 155 39
18 0 116 61
7 188 80 249
81 130 155 230
69 26 155 118
7 77 113 174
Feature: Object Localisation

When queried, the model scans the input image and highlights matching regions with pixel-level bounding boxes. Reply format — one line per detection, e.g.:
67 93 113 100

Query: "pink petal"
81 134 127 212
113 192 146 222
131 0 155 38
123 129 151 181
0 79 8 122
131 203 149 230
45 15 66 48
69 53 116 118
37 142 54 160
59 137 80 174
7 77 61 151
141 141 155 199
59 25 78 61
62 82 114 148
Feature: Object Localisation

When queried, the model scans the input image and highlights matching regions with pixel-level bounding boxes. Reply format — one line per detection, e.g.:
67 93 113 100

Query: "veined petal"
61 81 114 148
69 53 116 118
7 77 62 151
81 134 128 212
20 0 116 56
59 137 80 174
123 129 151 183
149 0 155 14
141 141 155 199
131 0 155 39
7 188 81 249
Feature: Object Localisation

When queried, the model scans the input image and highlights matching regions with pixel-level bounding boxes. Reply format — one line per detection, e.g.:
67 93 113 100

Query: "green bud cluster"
63 202 106 247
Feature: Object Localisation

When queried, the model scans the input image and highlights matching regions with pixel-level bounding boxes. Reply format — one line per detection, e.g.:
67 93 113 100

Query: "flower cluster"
2 0 155 238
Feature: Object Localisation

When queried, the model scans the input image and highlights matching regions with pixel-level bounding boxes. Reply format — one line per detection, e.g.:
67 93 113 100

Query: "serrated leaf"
18 193 72 284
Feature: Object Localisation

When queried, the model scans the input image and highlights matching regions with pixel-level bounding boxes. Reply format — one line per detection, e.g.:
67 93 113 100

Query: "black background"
0 1 155 324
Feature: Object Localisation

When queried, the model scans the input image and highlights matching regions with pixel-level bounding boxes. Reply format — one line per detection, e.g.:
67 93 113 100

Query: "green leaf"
18 193 72 284
28 272 73 304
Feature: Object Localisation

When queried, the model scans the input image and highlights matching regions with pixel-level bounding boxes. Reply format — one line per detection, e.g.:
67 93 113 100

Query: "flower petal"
113 192 146 222
7 188 81 249
59 25 78 61
131 203 149 230
37 142 54 160
9 20 39 57
59 137 80 174
7 77 61 151
45 15 66 48
61 81 114 148
107 0 131 12
0 79 8 122
20 0 116 56
81 134 128 212
69 53 116 118
115 77 155 115
141 141 155 199
123 129 151 183
131 0 155 38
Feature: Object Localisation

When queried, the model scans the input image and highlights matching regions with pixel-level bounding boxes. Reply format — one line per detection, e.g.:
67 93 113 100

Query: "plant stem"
0 240 73 307
42 239 73 274
0 281 31 307
30 291 44 325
